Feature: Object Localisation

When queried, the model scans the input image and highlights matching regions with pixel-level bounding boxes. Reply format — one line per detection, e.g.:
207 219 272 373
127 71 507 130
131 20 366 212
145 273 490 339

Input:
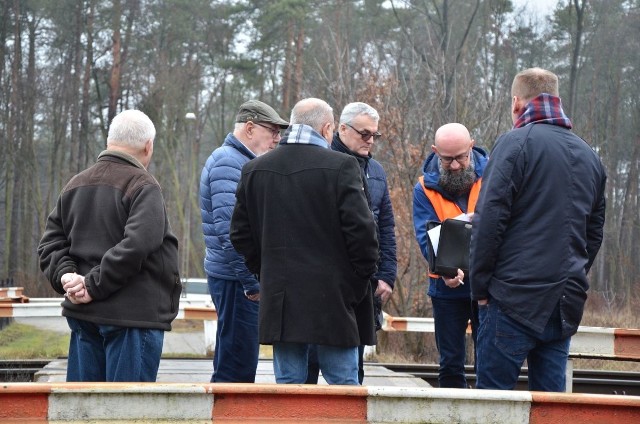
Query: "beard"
438 159 476 195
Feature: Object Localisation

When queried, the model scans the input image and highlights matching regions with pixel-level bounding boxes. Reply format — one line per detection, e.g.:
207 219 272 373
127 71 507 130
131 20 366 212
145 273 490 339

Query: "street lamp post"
182 112 197 295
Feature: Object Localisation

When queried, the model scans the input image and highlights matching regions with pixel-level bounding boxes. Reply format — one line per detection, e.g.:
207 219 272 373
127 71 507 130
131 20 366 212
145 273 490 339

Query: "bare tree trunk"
70 1 83 173
293 26 304 103
5 0 22 278
568 0 587 119
282 21 294 112
79 0 95 169
108 0 122 124
20 9 40 278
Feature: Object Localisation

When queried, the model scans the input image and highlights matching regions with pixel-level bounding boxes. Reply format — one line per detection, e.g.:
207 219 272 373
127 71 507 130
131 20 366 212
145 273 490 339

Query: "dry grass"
171 319 204 333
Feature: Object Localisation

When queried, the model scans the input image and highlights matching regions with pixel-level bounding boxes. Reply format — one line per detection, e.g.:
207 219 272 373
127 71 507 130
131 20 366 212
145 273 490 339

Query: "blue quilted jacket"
199 133 259 293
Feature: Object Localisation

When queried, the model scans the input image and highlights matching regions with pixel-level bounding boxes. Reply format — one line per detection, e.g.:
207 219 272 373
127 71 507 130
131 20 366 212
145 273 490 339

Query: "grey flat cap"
235 100 289 128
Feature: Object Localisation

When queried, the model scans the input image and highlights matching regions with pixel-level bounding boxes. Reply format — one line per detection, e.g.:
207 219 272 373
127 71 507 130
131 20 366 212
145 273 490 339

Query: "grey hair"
233 122 245 132
339 102 379 124
290 98 333 133
107 110 156 149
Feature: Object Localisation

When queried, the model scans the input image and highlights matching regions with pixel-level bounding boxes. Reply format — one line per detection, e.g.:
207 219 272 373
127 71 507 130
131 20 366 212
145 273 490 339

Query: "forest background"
1 0 639 359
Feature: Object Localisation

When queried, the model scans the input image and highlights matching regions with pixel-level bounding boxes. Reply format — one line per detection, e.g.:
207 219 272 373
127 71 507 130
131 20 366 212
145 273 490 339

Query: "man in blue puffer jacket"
199 100 289 382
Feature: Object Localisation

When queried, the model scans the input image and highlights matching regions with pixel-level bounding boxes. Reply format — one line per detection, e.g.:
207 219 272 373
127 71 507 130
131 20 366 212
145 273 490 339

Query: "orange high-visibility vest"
419 176 481 278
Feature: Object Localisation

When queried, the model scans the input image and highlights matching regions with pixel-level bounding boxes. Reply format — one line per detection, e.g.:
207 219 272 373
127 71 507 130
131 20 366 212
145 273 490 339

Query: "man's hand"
246 292 260 302
442 268 465 288
62 273 93 304
375 280 393 303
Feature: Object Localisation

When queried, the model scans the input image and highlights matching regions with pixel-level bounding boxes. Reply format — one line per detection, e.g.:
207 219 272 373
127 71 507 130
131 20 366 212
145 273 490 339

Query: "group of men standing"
201 98 397 385
38 67 606 394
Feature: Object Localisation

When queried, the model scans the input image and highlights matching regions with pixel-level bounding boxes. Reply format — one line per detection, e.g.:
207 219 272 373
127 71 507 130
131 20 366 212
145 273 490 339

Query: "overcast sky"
512 0 563 17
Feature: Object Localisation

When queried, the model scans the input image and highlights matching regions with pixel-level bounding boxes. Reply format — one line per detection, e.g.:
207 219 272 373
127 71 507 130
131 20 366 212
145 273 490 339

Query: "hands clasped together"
61 272 93 304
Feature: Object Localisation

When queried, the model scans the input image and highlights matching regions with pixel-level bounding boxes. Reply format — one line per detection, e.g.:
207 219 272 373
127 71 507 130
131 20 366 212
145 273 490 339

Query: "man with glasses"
305 102 397 385
200 99 288 383
412 122 488 388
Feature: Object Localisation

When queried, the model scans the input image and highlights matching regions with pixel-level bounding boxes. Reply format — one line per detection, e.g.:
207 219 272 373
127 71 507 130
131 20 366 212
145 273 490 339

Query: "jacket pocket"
170 273 182 313
261 290 285 342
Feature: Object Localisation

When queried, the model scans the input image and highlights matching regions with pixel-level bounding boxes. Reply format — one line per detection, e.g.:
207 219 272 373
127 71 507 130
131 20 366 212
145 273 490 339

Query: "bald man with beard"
412 123 488 388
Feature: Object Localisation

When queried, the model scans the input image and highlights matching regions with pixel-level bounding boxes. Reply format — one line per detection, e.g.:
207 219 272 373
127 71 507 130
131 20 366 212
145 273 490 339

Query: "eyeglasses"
253 122 282 139
438 150 471 165
345 123 382 142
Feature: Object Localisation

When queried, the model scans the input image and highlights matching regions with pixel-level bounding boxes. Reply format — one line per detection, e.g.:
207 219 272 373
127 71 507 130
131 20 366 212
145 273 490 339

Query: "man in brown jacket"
38 109 180 382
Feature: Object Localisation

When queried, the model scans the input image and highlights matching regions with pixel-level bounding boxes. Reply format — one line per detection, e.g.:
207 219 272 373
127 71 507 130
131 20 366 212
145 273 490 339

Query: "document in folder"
426 214 472 278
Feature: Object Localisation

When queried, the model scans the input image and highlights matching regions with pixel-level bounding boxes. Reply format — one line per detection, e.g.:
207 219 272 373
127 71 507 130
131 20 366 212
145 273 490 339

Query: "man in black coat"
230 97 379 385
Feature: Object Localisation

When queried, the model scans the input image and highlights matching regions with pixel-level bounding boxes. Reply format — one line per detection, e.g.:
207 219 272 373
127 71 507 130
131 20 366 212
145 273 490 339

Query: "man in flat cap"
200 100 289 382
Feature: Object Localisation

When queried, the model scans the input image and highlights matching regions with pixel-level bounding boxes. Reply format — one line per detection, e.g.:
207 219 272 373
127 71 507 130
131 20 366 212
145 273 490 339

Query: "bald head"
431 122 475 174
434 123 472 150
290 97 335 141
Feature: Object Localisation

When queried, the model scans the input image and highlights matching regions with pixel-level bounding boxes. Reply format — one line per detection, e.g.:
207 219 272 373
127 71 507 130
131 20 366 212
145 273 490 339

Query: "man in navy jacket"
306 102 397 384
470 68 607 392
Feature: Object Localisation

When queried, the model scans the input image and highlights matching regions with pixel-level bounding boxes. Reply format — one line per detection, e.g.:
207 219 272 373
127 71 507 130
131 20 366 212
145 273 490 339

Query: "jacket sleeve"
469 134 521 301
585 170 606 272
230 174 261 277
37 197 78 295
412 182 438 262
338 157 379 279
202 155 259 294
373 178 397 287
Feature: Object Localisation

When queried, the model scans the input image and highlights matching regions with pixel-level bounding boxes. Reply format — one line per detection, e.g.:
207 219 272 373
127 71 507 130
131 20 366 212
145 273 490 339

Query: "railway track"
2 359 639 396
381 363 640 396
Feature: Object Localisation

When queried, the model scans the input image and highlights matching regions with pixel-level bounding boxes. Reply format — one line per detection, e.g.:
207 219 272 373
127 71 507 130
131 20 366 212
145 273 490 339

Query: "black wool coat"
231 143 379 347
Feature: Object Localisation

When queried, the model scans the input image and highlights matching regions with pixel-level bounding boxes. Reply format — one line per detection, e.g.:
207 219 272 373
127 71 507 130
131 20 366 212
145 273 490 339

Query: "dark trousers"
431 296 478 388
208 276 259 383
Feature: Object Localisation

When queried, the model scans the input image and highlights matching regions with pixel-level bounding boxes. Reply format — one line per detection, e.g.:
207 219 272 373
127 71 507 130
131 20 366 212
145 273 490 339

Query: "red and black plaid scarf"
513 93 573 130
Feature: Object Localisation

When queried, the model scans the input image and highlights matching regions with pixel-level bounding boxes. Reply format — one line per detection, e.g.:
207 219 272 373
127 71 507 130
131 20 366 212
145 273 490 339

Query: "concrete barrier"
1 382 639 423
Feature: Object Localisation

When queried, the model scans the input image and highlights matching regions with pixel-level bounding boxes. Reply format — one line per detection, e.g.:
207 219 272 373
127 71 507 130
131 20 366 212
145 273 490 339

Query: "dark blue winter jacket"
332 133 397 287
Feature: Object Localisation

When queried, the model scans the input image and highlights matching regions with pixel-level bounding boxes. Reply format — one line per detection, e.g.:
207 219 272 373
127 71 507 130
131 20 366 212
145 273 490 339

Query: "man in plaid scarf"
470 68 607 392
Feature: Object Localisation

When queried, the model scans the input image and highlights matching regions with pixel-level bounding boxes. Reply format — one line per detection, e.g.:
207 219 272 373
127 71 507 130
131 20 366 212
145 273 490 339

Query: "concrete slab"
35 358 431 387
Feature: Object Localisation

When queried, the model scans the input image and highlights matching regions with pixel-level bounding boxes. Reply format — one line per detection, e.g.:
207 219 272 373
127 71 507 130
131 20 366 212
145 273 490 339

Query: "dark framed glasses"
438 150 471 165
252 121 282 139
345 123 382 142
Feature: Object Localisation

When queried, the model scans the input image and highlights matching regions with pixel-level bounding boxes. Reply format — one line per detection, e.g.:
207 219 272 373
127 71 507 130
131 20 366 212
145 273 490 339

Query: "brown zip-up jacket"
38 150 181 330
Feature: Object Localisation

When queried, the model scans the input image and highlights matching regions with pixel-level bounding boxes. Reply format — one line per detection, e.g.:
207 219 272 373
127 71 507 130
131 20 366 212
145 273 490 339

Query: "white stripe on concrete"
8 302 63 317
569 326 615 357
366 387 532 424
48 384 214 421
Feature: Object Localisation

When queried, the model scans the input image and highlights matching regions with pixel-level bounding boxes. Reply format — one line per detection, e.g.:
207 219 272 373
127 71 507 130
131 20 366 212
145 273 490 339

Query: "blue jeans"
273 342 359 385
306 344 366 384
66 316 164 382
208 276 259 383
431 297 478 388
476 301 570 392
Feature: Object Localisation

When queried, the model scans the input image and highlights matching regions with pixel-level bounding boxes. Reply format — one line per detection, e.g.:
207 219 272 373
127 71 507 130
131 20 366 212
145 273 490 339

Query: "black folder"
425 218 472 278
